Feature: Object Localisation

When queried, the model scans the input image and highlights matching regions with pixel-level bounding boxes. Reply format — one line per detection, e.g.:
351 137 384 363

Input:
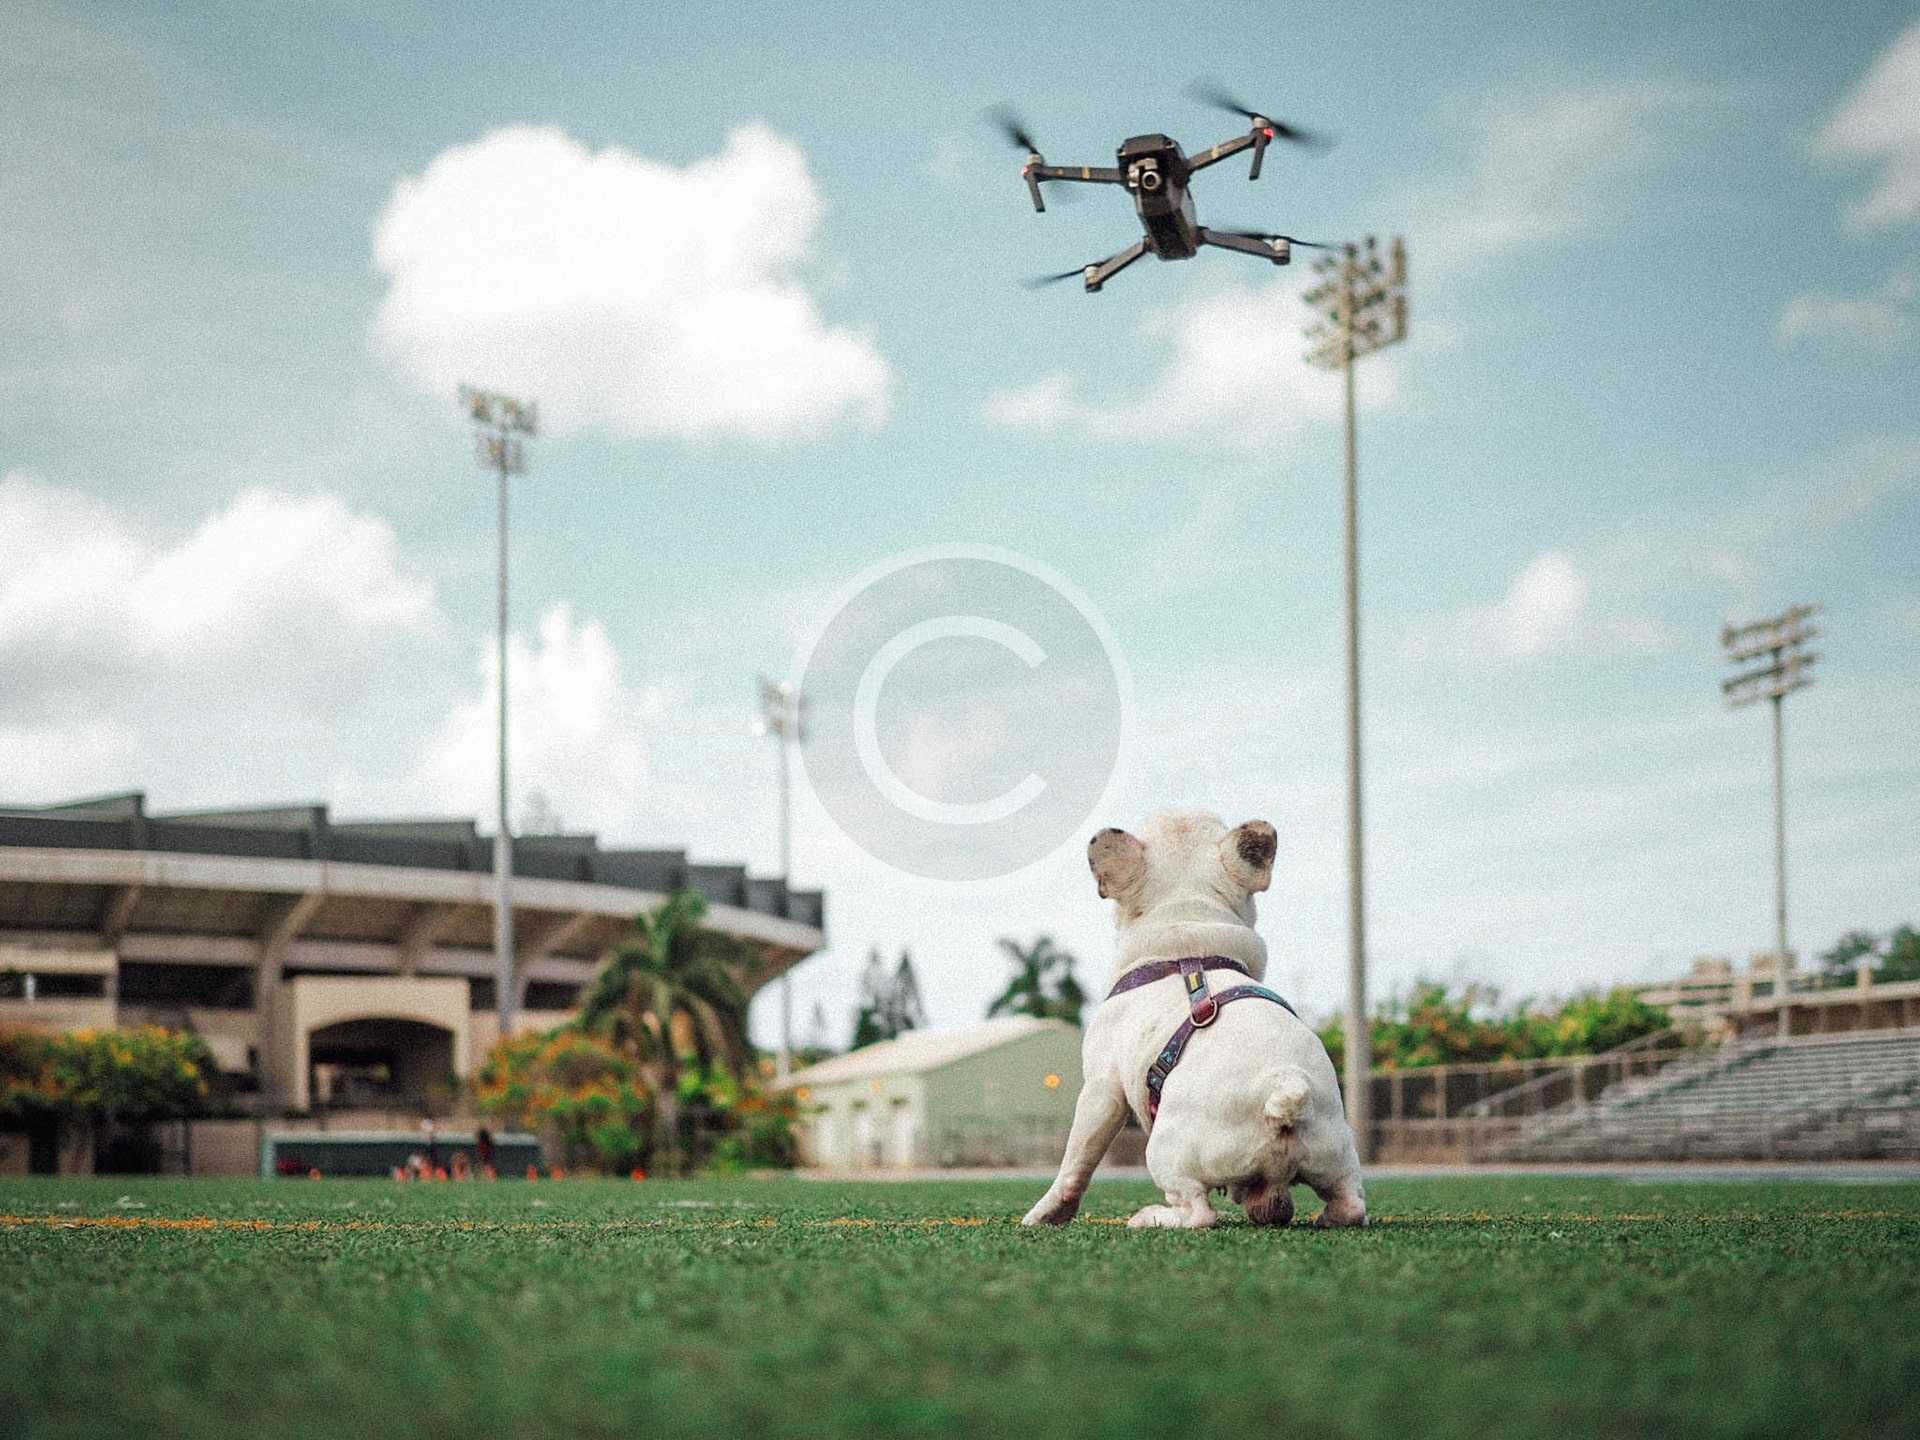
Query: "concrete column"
256 891 322 1109
509 910 599 1016
100 884 142 944
396 902 462 976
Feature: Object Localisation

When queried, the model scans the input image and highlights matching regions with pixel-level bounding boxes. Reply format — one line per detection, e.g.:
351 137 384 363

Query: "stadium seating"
1501 1030 1920 1161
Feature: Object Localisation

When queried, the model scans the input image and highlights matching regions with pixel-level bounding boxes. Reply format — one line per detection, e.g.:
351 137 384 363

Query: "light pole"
460 386 537 1042
755 675 807 1077
1305 235 1407 1160
1721 603 1821 1032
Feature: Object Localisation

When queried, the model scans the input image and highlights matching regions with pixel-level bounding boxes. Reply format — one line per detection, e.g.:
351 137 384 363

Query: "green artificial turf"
2 1174 1915 1440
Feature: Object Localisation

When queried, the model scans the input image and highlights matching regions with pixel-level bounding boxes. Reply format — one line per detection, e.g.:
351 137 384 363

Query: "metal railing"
1369 1029 1704 1161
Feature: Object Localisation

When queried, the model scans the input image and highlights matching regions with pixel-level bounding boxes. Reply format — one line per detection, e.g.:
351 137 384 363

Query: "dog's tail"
1260 1065 1315 1132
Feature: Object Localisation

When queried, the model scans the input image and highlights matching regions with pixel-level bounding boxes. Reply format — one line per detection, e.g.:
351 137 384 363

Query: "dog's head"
1087 809 1276 928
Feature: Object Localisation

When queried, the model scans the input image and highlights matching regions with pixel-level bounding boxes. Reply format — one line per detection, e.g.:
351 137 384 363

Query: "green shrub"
1317 984 1670 1071
0 1026 211 1122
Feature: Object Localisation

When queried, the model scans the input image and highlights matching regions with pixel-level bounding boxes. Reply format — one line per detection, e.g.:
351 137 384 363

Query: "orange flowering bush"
0 1025 211 1120
474 1028 652 1173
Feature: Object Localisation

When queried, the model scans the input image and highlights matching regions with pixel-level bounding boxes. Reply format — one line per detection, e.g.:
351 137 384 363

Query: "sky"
3 0 1917 1046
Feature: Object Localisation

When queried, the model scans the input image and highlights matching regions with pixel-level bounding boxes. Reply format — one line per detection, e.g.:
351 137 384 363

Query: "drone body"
1001 86 1329 293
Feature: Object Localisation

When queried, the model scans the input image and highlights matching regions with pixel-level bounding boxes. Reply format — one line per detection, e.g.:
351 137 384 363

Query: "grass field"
3 1174 1916 1440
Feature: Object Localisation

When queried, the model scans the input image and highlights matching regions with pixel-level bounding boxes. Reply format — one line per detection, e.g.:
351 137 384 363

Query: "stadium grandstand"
1367 969 1920 1164
0 792 824 1125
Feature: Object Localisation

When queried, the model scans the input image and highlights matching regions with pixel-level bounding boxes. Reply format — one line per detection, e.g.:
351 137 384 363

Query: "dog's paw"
1307 1205 1368 1229
1021 1191 1082 1226
1125 1205 1183 1229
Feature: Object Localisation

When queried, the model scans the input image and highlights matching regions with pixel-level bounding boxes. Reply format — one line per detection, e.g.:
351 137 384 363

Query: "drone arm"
1023 162 1122 213
1024 163 1046 212
1185 130 1261 176
1197 228 1290 265
1084 238 1149 293
1032 163 1126 185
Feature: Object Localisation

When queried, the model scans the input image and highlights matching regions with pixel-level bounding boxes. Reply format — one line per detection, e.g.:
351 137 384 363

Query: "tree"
1882 925 1920 984
1539 989 1671 1056
1820 930 1880 982
1 1026 213 1170
853 949 925 1047
472 1027 649 1173
1315 983 1669 1073
987 934 1086 1027
0 1026 211 1123
577 890 753 1174
1816 924 1920 985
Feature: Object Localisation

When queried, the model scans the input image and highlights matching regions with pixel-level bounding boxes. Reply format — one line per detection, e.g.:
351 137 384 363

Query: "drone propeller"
986 105 1042 157
986 104 1086 208
1185 79 1327 148
1021 265 1091 289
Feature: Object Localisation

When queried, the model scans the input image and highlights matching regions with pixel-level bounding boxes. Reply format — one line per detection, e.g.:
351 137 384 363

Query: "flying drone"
996 82 1332 293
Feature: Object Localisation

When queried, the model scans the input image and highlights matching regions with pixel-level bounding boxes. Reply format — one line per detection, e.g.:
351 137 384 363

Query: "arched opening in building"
307 1018 455 1111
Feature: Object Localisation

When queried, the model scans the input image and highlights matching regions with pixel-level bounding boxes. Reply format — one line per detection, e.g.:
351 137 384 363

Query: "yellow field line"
0 1209 1906 1235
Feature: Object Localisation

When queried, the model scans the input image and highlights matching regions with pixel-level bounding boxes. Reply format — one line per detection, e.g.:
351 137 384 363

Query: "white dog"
1022 809 1367 1230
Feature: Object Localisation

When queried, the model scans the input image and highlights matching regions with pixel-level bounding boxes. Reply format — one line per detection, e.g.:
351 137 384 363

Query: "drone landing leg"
1086 239 1149 292
1197 227 1290 265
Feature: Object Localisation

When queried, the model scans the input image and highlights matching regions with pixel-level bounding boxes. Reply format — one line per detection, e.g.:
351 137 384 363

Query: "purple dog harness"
1105 956 1298 1125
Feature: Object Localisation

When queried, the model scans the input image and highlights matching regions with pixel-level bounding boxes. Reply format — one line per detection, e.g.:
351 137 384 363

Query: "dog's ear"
1219 820 1277 894
1088 827 1146 900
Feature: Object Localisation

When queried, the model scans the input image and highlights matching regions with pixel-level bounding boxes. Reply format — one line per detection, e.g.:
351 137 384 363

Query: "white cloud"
371 124 891 442
1778 271 1914 349
0 474 434 703
1491 551 1591 658
1815 21 1920 230
1404 550 1671 663
0 473 446 805
981 279 1397 450
367 603 661 836
1418 82 1705 273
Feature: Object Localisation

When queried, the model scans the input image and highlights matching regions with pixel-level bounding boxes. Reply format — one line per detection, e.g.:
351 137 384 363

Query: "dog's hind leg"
1300 1168 1367 1228
1022 1078 1130 1226
1127 1180 1217 1230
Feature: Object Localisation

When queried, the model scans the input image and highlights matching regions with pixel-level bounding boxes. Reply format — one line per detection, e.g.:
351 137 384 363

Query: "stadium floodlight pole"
1721 603 1821 1032
1304 235 1407 1161
754 676 808 1077
460 386 538 1042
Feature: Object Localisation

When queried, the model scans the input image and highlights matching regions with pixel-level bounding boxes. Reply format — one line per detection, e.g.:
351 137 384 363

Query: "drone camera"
1127 158 1162 192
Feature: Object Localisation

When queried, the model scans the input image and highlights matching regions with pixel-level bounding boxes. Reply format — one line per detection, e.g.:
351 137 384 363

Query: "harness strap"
1143 981 1299 1125
1105 954 1250 1001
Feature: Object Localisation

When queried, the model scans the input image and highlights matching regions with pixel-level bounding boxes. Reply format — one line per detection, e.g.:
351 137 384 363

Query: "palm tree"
578 889 752 1173
852 948 927 1047
987 934 1086 1027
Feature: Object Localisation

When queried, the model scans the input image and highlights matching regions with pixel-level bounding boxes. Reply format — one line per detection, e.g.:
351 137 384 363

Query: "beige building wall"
793 1024 1085 1170
280 975 471 1112
799 1073 929 1169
